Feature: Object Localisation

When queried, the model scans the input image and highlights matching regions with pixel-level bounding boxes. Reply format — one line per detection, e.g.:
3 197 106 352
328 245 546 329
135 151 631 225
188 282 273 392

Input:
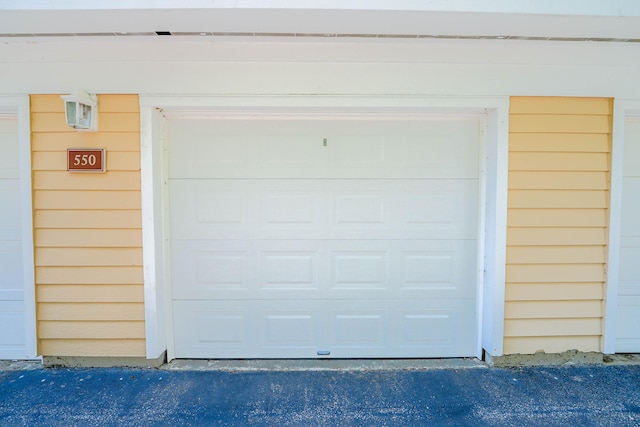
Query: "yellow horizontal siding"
39 339 146 357
509 97 612 115
35 210 142 229
33 151 141 171
31 112 139 133
38 303 144 321
39 321 145 339
36 266 143 285
33 172 141 191
506 264 605 283
32 94 144 358
508 190 608 208
506 246 606 264
504 318 602 337
507 209 607 227
37 284 144 303
506 283 604 301
34 191 141 209
509 152 609 171
35 229 142 248
505 96 611 355
507 228 606 246
30 94 139 113
36 248 143 266
508 172 608 190
509 133 610 153
510 114 611 134
504 336 601 355
504 301 603 319
33 132 140 152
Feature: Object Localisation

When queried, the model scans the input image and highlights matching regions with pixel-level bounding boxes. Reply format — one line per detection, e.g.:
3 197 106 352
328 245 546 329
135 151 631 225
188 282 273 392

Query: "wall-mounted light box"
61 90 98 131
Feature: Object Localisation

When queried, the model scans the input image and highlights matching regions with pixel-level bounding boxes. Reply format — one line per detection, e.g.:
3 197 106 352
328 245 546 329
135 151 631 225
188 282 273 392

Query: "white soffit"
1 5 640 41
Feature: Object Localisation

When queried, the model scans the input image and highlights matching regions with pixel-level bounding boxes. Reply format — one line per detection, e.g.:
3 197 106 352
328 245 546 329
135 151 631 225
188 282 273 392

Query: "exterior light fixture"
61 90 98 131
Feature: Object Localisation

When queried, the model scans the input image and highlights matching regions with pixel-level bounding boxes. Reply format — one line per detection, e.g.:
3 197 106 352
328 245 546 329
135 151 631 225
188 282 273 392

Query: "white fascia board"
2 9 640 40
2 1 640 40
4 0 640 16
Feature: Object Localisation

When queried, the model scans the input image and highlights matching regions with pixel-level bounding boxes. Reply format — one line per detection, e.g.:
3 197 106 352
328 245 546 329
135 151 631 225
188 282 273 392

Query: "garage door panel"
0 301 26 357
0 120 19 179
173 300 324 359
172 239 476 300
621 178 640 236
169 115 480 358
168 118 479 180
623 122 640 176
617 120 640 352
0 181 22 241
0 241 24 292
173 299 475 359
170 179 477 240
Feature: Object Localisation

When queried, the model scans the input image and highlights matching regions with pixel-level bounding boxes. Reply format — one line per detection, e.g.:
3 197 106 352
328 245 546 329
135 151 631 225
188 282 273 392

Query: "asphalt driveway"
1 362 640 426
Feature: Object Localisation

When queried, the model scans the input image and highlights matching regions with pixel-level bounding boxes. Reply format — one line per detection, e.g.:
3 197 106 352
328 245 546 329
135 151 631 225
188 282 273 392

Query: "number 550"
74 154 97 166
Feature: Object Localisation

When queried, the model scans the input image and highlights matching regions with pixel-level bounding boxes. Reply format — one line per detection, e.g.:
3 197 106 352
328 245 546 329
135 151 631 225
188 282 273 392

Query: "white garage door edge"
139 95 510 361
0 96 36 360
604 101 640 354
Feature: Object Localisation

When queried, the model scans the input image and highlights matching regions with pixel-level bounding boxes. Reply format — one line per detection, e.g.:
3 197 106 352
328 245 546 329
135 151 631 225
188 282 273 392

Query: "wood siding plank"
37 284 144 303
36 266 143 285
505 283 604 301
504 318 602 337
509 114 611 134
508 153 609 172
30 94 138 113
507 190 608 209
508 172 608 190
504 301 603 319
38 303 144 321
506 246 606 264
32 132 140 152
506 264 605 283
509 97 612 115
39 321 145 339
33 172 141 191
35 248 143 267
35 210 142 229
507 228 607 246
503 336 601 354
32 112 139 133
34 190 141 209
507 209 607 227
509 133 609 153
39 339 146 357
35 229 142 248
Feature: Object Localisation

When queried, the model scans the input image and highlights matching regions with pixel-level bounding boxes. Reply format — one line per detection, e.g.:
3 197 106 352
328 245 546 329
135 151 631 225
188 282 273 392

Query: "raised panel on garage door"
0 118 26 359
617 119 640 352
168 115 481 359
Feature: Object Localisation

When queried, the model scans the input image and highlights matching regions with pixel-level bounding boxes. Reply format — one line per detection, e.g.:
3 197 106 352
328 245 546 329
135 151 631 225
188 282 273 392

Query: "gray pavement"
1 360 640 426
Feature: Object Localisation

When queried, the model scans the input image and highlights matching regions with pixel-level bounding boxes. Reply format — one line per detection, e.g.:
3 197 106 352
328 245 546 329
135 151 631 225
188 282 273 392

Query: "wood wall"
31 94 145 357
505 97 612 354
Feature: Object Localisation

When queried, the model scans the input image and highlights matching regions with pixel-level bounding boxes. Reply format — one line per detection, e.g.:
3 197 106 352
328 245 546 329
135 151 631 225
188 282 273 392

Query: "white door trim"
0 96 36 359
603 99 640 354
139 95 510 360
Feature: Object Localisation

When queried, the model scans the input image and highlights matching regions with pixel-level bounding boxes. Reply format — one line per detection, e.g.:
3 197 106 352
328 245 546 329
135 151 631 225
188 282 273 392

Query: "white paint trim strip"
0 96 37 359
139 94 509 361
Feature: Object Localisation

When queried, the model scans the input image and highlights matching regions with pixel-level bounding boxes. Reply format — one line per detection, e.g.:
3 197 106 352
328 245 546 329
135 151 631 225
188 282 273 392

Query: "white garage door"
617 119 640 352
168 114 481 358
0 117 26 359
